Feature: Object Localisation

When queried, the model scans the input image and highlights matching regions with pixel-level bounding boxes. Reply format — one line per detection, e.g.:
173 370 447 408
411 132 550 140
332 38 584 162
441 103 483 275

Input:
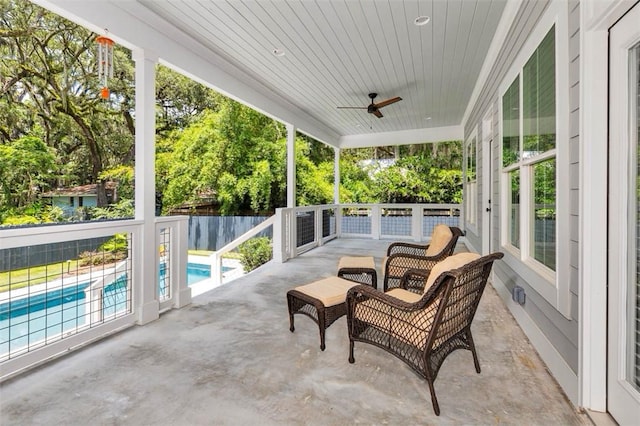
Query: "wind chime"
96 33 114 99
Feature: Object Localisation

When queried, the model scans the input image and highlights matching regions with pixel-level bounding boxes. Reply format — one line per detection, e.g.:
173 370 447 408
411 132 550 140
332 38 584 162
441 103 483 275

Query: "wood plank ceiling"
132 0 507 139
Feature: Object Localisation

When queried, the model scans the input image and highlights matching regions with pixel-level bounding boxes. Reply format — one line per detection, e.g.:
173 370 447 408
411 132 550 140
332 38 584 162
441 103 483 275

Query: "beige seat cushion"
294 276 359 307
338 256 375 270
425 224 454 256
424 252 481 291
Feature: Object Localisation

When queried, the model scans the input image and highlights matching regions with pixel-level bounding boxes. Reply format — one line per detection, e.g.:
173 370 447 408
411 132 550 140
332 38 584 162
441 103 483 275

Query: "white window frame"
464 127 478 233
498 0 571 317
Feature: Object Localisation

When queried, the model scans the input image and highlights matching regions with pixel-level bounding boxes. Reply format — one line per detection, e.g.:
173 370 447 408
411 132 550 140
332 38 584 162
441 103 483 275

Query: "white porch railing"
0 215 189 381
208 215 275 286
273 203 461 263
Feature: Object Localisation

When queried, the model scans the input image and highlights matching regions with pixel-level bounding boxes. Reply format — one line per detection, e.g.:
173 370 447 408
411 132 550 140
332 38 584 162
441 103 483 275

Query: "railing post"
316 206 324 246
371 204 381 239
273 208 283 262
412 205 422 241
336 204 342 237
173 217 191 308
211 251 222 287
290 209 298 259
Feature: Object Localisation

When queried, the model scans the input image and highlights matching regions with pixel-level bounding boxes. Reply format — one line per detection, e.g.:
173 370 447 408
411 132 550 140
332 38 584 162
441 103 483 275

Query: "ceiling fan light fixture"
272 48 285 57
414 16 430 26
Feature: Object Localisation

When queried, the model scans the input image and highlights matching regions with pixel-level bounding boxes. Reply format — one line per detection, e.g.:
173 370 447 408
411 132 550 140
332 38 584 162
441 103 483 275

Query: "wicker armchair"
346 251 504 416
383 225 463 292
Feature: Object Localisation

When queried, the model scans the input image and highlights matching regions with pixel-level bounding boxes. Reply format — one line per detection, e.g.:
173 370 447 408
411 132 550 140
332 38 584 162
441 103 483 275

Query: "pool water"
0 274 129 358
187 262 211 285
186 262 231 285
1 262 218 358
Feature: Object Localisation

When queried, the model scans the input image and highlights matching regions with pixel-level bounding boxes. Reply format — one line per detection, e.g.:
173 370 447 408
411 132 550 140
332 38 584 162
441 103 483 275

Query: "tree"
161 101 288 215
0 135 56 208
1 0 135 206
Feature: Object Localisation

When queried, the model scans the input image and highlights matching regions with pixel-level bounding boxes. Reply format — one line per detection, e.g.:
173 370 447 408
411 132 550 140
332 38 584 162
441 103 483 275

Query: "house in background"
2 0 638 423
40 183 115 217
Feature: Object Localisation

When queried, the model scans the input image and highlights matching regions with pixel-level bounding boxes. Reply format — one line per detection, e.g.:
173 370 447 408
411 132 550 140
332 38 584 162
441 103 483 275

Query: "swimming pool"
1 262 216 359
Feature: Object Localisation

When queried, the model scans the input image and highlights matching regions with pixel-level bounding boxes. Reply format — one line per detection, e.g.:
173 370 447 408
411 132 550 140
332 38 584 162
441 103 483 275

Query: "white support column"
286 123 296 208
334 147 340 204
133 49 159 325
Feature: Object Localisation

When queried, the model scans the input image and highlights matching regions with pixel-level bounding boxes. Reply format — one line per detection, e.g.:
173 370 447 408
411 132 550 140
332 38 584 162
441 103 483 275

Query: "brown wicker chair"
346 251 504 416
383 225 463 292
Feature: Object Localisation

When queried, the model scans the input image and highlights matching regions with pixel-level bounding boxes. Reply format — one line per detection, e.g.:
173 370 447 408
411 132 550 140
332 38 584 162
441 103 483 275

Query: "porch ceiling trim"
338 125 463 149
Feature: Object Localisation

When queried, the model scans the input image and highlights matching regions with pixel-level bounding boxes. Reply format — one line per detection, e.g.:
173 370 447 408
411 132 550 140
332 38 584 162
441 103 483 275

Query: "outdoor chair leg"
348 341 355 363
426 378 440 416
287 295 295 332
466 329 481 373
317 309 326 351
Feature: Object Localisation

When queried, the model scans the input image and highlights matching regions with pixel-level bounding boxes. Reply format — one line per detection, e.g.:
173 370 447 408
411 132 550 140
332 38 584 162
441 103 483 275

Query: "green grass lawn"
0 260 81 293
188 249 242 260
1 250 243 293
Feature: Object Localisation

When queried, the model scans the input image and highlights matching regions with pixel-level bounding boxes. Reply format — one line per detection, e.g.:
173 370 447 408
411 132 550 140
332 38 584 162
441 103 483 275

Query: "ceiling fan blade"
374 96 402 108
337 106 368 109
372 109 383 118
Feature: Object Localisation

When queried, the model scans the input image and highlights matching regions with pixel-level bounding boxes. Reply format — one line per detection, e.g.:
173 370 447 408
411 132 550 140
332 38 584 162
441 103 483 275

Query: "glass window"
523 26 556 157
501 25 556 273
508 170 520 248
503 78 520 167
533 159 556 270
465 135 477 226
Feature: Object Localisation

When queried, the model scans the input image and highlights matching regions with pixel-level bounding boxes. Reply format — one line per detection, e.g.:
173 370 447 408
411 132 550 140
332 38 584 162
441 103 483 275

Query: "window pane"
467 137 476 182
523 26 556 157
508 170 520 248
502 78 520 166
533 159 556 270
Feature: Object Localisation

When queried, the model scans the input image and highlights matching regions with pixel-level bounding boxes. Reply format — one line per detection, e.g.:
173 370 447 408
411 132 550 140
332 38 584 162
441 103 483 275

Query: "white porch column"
286 123 296 208
133 49 159 325
334 147 340 204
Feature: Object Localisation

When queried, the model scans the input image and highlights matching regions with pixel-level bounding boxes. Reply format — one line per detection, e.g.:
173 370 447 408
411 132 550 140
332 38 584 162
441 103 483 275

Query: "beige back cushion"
425 225 454 256
423 252 481 292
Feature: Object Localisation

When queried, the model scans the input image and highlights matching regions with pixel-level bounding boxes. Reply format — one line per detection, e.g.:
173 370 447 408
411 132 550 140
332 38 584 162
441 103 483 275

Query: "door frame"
607 3 640 423
482 109 493 255
580 0 639 414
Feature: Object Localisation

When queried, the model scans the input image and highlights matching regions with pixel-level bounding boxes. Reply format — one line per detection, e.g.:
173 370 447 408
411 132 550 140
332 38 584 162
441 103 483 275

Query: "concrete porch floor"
0 238 589 425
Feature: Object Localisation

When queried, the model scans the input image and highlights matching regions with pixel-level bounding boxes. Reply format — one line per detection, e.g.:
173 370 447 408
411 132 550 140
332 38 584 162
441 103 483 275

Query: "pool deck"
0 238 590 425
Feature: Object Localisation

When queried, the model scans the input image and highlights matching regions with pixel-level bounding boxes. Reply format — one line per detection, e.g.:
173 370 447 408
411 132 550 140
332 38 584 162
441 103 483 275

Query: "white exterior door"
608 3 640 424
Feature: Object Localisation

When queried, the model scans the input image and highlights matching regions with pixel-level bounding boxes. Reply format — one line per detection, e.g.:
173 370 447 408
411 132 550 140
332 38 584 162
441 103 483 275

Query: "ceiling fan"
337 92 402 118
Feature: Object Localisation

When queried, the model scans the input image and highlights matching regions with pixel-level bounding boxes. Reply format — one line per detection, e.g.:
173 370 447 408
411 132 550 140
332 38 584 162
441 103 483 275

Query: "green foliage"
2 214 40 226
77 233 128 266
99 233 129 254
89 199 134 220
99 165 134 201
161 103 288 214
237 237 272 272
296 139 334 206
1 203 67 226
0 135 56 208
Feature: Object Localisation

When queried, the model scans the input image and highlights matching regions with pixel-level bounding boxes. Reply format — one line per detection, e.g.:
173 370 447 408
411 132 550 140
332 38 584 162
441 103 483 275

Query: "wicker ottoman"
287 276 359 350
337 256 377 288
